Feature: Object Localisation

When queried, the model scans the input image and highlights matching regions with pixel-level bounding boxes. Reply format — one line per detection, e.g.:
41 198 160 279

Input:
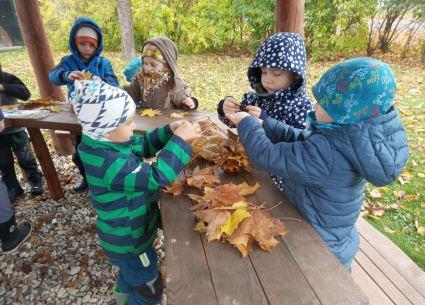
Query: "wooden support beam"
13 0 65 101
275 0 305 36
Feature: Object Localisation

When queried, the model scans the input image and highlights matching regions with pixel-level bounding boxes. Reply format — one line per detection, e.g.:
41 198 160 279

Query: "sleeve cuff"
259 110 269 120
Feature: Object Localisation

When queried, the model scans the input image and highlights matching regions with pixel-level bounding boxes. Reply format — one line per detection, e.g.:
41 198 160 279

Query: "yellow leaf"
170 112 186 119
194 221 207 233
417 227 425 237
239 182 260 196
367 214 381 221
140 109 161 117
418 173 425 178
221 208 251 236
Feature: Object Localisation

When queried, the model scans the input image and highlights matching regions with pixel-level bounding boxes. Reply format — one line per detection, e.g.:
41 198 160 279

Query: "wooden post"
275 0 305 36
13 0 65 101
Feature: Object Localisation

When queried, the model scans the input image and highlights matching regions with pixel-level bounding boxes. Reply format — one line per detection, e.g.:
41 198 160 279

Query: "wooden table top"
4 108 216 133
161 167 369 305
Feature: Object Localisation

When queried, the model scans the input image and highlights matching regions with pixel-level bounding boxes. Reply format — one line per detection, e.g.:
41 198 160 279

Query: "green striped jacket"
78 125 191 259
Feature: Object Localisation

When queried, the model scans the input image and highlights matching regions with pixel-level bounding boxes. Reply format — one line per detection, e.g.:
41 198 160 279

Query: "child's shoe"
0 214 32 254
73 178 88 191
7 186 24 203
30 179 43 196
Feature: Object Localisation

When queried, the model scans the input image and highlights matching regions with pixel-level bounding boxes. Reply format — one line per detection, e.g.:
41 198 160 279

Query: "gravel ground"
0 155 167 305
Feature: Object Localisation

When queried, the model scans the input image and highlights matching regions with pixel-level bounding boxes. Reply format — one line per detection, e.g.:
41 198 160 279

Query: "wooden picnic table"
3 108 216 200
5 107 368 304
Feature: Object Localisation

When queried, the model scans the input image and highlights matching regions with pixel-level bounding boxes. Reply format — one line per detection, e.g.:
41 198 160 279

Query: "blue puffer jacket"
237 107 409 265
49 17 119 96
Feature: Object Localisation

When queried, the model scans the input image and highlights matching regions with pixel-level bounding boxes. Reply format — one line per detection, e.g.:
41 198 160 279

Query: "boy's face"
260 68 295 94
105 111 136 142
142 56 167 75
314 103 334 123
76 41 97 61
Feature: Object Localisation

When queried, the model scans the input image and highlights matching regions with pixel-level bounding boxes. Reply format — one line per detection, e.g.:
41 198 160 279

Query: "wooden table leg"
27 128 64 200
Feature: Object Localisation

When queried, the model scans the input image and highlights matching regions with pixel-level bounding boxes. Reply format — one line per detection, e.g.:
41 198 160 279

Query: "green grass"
1 48 424 269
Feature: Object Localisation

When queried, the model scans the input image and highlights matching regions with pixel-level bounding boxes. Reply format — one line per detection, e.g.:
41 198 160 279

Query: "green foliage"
305 0 376 60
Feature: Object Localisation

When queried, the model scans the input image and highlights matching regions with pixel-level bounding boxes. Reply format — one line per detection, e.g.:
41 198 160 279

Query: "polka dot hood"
244 32 311 129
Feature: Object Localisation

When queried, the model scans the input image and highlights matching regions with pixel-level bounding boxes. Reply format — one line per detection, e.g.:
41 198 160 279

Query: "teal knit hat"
312 57 396 124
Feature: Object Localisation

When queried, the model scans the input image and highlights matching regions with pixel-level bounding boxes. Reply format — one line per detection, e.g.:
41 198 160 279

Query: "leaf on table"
47 105 62 112
81 71 92 80
186 166 219 190
193 209 230 242
140 109 161 117
165 179 187 196
220 207 251 236
170 112 186 119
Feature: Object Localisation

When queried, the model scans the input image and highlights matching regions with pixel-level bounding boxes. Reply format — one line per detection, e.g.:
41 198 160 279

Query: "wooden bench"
352 218 425 305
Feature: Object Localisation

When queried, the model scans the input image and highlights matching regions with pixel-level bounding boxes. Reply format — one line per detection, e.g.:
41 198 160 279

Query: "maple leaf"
239 182 260 196
221 207 251 236
140 109 162 117
81 71 92 80
186 166 219 190
170 112 186 119
165 179 187 196
193 209 230 242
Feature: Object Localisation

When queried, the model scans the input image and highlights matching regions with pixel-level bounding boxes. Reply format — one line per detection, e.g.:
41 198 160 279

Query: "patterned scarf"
139 44 172 100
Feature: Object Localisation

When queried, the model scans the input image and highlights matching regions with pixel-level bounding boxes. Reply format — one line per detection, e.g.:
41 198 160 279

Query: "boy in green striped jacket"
70 80 201 305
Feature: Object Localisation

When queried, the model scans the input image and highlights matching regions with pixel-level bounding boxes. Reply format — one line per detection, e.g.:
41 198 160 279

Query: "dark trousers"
0 131 41 191
72 134 85 178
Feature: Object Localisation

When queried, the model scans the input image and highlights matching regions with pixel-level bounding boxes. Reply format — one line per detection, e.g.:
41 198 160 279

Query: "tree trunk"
117 0 136 60
275 0 305 36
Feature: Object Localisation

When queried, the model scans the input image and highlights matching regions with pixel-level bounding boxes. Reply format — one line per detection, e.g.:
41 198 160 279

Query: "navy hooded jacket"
218 32 312 129
236 107 409 265
49 17 119 96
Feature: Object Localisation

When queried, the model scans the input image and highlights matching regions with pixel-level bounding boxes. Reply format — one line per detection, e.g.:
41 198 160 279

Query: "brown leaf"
193 209 230 242
140 109 161 117
186 166 220 190
170 112 186 119
369 189 383 199
165 179 187 196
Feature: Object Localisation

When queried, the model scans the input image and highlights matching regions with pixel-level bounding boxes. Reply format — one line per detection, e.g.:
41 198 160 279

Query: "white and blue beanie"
69 80 136 140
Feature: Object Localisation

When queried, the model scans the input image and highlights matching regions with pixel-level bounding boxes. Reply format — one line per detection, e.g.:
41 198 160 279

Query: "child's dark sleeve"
131 124 174 159
49 57 72 86
105 134 192 193
101 59 119 87
0 110 4 121
263 117 311 144
236 116 331 187
1 72 31 101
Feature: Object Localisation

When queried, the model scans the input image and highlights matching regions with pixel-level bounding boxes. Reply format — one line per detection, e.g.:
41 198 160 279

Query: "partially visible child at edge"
49 17 119 192
124 36 199 110
70 80 201 305
226 57 409 272
217 32 311 191
0 109 32 255
0 65 44 203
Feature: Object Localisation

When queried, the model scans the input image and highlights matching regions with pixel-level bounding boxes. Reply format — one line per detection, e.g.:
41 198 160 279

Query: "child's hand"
226 112 251 125
0 119 5 133
170 120 184 133
67 71 85 81
182 97 196 109
174 121 202 142
223 97 240 115
246 105 262 118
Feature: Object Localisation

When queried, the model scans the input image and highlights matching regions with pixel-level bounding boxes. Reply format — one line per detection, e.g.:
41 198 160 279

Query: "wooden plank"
351 260 395 305
218 171 321 305
358 235 425 304
355 250 413 305
27 127 64 200
357 218 425 298
244 169 368 305
161 192 218 305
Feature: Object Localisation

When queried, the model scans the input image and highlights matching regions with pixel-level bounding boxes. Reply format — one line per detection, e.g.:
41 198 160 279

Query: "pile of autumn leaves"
165 120 287 257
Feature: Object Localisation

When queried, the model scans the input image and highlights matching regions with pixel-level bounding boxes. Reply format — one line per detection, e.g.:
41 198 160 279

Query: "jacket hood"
69 17 104 63
142 36 179 77
324 107 409 187
248 32 307 95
